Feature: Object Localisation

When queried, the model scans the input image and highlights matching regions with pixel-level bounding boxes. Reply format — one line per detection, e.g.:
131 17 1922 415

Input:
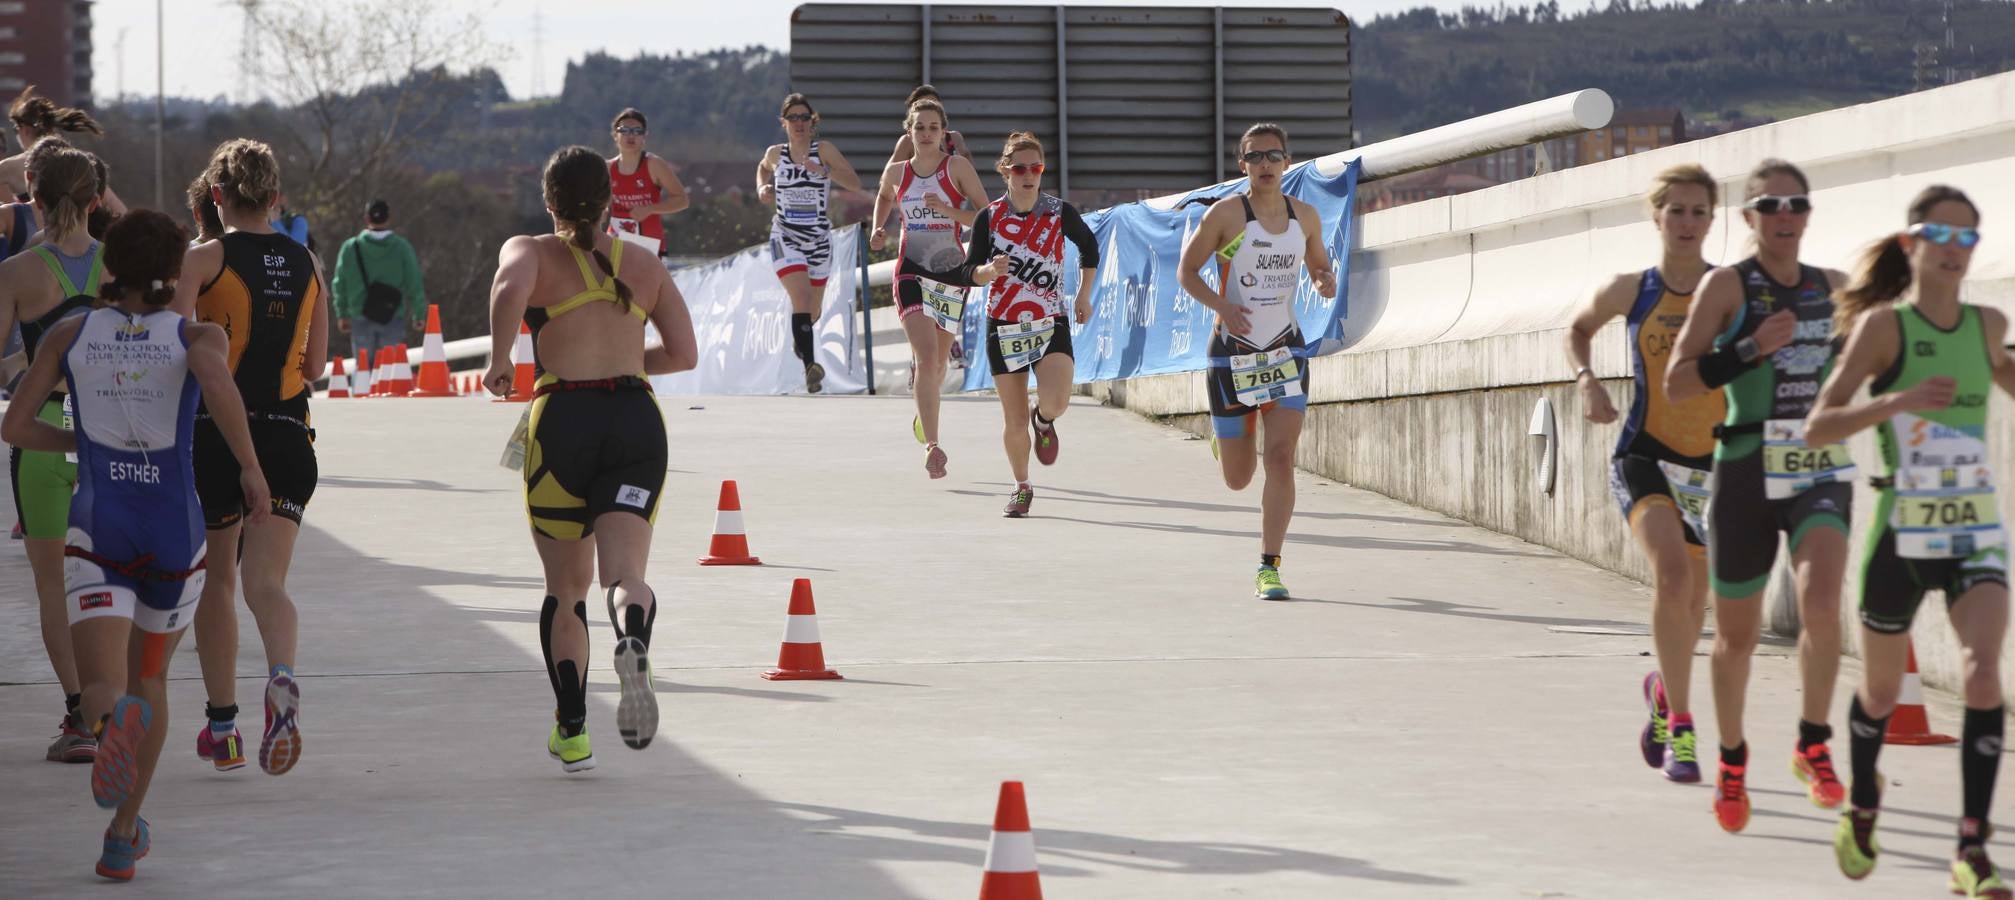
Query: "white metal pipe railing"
421 90 1613 370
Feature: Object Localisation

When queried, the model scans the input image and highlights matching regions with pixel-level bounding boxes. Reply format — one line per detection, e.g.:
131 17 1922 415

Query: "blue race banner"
959 158 1360 391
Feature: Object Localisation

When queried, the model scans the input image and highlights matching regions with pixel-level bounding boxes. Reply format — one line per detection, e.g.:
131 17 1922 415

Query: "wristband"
1572 366 1595 383
1698 337 1762 389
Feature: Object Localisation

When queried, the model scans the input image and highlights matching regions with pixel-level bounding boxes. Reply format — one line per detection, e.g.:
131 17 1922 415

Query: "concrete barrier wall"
1091 71 2015 700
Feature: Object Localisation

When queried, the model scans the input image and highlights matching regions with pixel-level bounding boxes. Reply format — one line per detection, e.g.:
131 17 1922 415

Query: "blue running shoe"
92 696 152 809
95 817 149 881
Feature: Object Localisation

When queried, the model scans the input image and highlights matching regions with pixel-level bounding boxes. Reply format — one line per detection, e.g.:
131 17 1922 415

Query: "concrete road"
1 393 2005 897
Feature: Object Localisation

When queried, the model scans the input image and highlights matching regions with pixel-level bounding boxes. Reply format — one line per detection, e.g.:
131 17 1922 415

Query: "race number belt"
1760 418 1856 500
1889 464 2004 559
1656 460 1712 538
920 277 967 335
994 317 1057 372
62 393 76 464
608 217 659 255
1228 347 1303 408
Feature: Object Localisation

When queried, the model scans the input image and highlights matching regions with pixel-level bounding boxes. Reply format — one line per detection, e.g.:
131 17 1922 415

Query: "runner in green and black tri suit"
1666 158 1856 834
1805 185 2013 900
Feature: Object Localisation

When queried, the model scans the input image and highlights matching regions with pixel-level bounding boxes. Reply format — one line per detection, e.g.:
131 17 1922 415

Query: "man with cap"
331 198 426 361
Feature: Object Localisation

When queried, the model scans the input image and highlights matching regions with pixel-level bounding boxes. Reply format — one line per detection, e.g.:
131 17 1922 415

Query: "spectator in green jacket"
331 198 425 361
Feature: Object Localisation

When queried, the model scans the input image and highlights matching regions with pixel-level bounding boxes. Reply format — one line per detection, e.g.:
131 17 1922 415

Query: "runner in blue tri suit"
2 210 268 881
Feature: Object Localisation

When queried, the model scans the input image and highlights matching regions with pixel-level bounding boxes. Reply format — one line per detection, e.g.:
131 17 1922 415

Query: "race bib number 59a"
920 278 967 335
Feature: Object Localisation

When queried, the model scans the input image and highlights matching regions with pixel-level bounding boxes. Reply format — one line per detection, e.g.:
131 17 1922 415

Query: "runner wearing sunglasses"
918 132 1097 516
870 99 988 479
1177 123 1336 600
758 93 863 393
605 108 689 258
1565 163 1725 784
1804 186 2012 899
1667 158 1856 833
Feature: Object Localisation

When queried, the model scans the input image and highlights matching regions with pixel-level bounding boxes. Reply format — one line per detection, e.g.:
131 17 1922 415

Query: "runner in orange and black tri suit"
1566 163 1725 785
171 139 329 778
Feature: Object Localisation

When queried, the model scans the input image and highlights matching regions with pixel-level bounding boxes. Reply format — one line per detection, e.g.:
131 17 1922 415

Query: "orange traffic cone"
698 480 762 565
496 322 536 403
1886 639 1958 745
351 348 372 397
762 578 840 680
410 305 456 397
979 781 1042 900
387 344 414 397
366 347 385 396
327 355 350 398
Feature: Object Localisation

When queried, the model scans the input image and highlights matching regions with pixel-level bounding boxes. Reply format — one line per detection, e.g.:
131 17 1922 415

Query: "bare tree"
250 0 508 216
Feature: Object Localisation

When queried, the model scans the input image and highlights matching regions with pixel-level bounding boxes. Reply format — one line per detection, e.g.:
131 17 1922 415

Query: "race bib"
500 407 531 471
779 187 823 221
995 317 1057 372
920 278 967 336
1228 348 1304 408
1760 418 1856 500
1657 459 1712 538
1890 464 2005 559
62 394 76 465
609 218 660 255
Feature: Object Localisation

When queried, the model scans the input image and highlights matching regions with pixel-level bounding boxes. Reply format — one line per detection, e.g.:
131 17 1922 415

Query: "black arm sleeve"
926 206 995 286
1061 202 1099 271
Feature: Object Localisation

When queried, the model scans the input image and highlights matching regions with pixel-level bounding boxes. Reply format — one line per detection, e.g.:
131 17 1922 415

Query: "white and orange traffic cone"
762 578 840 681
978 781 1042 900
497 322 536 403
326 355 350 398
352 349 372 397
698 480 762 566
1886 639 1958 745
388 344 414 397
410 305 456 397
368 347 388 396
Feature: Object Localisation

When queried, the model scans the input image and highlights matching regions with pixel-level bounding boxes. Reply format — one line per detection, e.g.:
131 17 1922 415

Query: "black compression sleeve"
1697 338 1760 389
1060 202 1099 270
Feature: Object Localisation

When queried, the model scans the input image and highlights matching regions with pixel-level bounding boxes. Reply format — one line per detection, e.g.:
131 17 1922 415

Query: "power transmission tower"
236 0 263 104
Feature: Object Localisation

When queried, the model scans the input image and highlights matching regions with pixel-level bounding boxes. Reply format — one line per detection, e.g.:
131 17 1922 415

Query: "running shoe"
950 340 966 369
92 696 151 809
1792 742 1846 809
1210 434 1219 460
1003 485 1034 518
9 521 20 540
547 725 596 773
1663 721 1702 783
196 723 247 772
94 817 149 881
1834 808 1880 880
924 443 948 479
1713 761 1751 833
46 715 97 763
1255 565 1290 601
805 361 826 395
613 636 658 750
913 415 926 445
260 671 302 776
1953 846 2014 899
1031 414 1060 466
1639 670 1669 768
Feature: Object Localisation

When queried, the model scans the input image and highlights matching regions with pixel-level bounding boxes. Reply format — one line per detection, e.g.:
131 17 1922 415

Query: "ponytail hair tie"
150 279 165 290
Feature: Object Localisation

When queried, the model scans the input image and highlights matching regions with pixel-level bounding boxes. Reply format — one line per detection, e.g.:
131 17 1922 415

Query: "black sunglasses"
1746 194 1811 215
782 113 815 123
614 126 646 136
1241 149 1287 164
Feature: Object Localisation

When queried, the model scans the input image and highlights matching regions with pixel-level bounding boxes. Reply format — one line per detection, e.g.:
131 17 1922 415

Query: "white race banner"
651 226 865 395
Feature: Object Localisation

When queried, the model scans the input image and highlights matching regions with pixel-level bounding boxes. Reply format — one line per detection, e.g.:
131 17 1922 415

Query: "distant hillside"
1353 0 2015 140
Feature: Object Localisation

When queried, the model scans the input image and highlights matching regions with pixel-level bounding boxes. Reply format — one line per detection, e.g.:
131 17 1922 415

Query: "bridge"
6 68 2015 897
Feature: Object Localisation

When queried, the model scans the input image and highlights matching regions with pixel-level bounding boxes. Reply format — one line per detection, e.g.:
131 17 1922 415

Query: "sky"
89 0 1615 103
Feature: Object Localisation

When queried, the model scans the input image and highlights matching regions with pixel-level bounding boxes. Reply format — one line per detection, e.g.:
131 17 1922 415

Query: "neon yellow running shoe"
913 416 925 445
1255 565 1289 601
1834 808 1879 880
1952 845 2014 899
547 726 596 774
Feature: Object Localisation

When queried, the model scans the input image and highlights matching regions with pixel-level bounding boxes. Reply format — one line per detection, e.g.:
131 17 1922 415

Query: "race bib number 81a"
995 317 1057 372
1229 348 1303 408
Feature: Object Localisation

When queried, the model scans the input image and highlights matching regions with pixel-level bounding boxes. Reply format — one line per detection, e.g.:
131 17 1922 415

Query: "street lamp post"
154 0 165 209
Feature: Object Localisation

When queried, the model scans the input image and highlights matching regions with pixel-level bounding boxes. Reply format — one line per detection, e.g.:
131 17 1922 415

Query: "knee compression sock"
791 313 814 364
1962 705 2005 848
539 595 590 737
1848 695 1890 809
66 692 81 724
1798 719 1833 752
205 702 239 734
